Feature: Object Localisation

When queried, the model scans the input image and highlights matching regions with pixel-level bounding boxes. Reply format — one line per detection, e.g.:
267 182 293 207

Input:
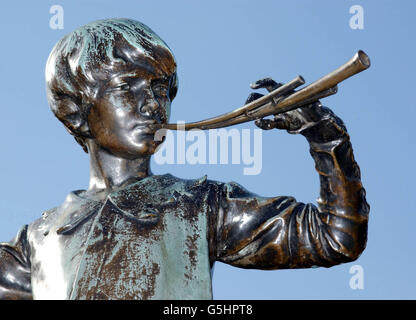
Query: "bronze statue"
0 18 369 300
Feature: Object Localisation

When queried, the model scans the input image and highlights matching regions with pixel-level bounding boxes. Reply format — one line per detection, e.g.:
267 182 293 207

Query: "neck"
86 140 152 194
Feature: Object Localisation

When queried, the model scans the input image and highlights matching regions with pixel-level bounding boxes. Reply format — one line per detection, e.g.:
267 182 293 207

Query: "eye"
107 82 130 93
152 84 169 97
115 83 130 91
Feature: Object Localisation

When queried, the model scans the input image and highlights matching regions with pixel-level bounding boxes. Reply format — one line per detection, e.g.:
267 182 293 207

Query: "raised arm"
215 78 369 269
0 225 33 299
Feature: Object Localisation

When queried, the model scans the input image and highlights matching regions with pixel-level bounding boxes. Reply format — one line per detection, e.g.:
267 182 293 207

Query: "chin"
135 139 161 157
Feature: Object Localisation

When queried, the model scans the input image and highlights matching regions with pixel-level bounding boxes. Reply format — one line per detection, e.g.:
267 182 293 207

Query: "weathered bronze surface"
0 18 369 300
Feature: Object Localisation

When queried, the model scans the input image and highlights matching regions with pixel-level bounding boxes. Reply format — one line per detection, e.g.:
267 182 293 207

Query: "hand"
246 78 347 141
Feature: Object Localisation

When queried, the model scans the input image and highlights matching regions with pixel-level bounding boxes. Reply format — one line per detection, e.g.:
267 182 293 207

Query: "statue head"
45 18 178 157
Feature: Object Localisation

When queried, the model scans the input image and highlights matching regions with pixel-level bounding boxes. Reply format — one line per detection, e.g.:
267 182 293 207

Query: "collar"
54 174 178 235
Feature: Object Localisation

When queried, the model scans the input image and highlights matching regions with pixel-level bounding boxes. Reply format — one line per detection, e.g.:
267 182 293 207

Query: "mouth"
133 121 164 135
133 116 166 130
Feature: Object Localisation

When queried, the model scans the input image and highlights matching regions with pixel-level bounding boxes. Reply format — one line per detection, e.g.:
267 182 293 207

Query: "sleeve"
215 118 369 270
0 225 33 299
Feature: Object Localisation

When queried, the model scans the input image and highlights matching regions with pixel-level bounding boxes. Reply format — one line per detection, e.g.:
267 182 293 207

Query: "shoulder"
27 206 59 240
154 174 265 208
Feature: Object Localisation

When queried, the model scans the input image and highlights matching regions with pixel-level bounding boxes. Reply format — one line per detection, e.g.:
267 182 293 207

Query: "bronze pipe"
161 50 370 131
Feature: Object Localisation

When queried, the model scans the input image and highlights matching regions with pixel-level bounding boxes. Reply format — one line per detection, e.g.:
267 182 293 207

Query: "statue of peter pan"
0 18 369 300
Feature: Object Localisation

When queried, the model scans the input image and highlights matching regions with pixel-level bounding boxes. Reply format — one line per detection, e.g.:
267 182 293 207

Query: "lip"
133 119 165 129
132 121 161 134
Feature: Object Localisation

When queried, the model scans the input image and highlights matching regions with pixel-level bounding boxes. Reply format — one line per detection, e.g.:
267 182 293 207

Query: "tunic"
0 128 369 299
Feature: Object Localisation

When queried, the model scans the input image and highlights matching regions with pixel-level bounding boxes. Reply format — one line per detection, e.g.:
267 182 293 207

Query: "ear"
49 95 92 138
168 73 178 101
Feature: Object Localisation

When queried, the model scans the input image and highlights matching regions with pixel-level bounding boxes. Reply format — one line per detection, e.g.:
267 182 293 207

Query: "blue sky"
0 0 414 299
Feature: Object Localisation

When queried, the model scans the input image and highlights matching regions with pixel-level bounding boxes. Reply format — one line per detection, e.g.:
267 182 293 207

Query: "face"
87 68 173 159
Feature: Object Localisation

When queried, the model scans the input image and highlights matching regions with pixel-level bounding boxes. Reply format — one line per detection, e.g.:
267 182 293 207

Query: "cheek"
107 93 134 111
88 105 105 138
88 101 128 146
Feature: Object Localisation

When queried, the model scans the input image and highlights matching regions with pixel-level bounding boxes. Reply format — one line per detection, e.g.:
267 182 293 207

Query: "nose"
139 88 160 117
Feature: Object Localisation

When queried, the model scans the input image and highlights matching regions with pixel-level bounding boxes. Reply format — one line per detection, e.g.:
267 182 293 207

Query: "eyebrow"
110 72 171 85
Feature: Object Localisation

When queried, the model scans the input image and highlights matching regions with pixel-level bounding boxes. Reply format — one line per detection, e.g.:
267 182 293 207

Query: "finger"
245 92 264 104
254 118 277 130
281 110 303 130
250 78 283 92
273 115 290 130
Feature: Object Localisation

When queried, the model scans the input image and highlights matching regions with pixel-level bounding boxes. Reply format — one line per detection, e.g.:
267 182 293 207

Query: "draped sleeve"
0 225 33 299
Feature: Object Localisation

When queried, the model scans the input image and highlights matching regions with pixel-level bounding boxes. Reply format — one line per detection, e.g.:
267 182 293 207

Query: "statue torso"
27 174 216 300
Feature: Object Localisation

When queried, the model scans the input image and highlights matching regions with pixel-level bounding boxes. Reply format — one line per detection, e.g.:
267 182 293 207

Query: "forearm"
300 110 370 261
215 107 369 269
